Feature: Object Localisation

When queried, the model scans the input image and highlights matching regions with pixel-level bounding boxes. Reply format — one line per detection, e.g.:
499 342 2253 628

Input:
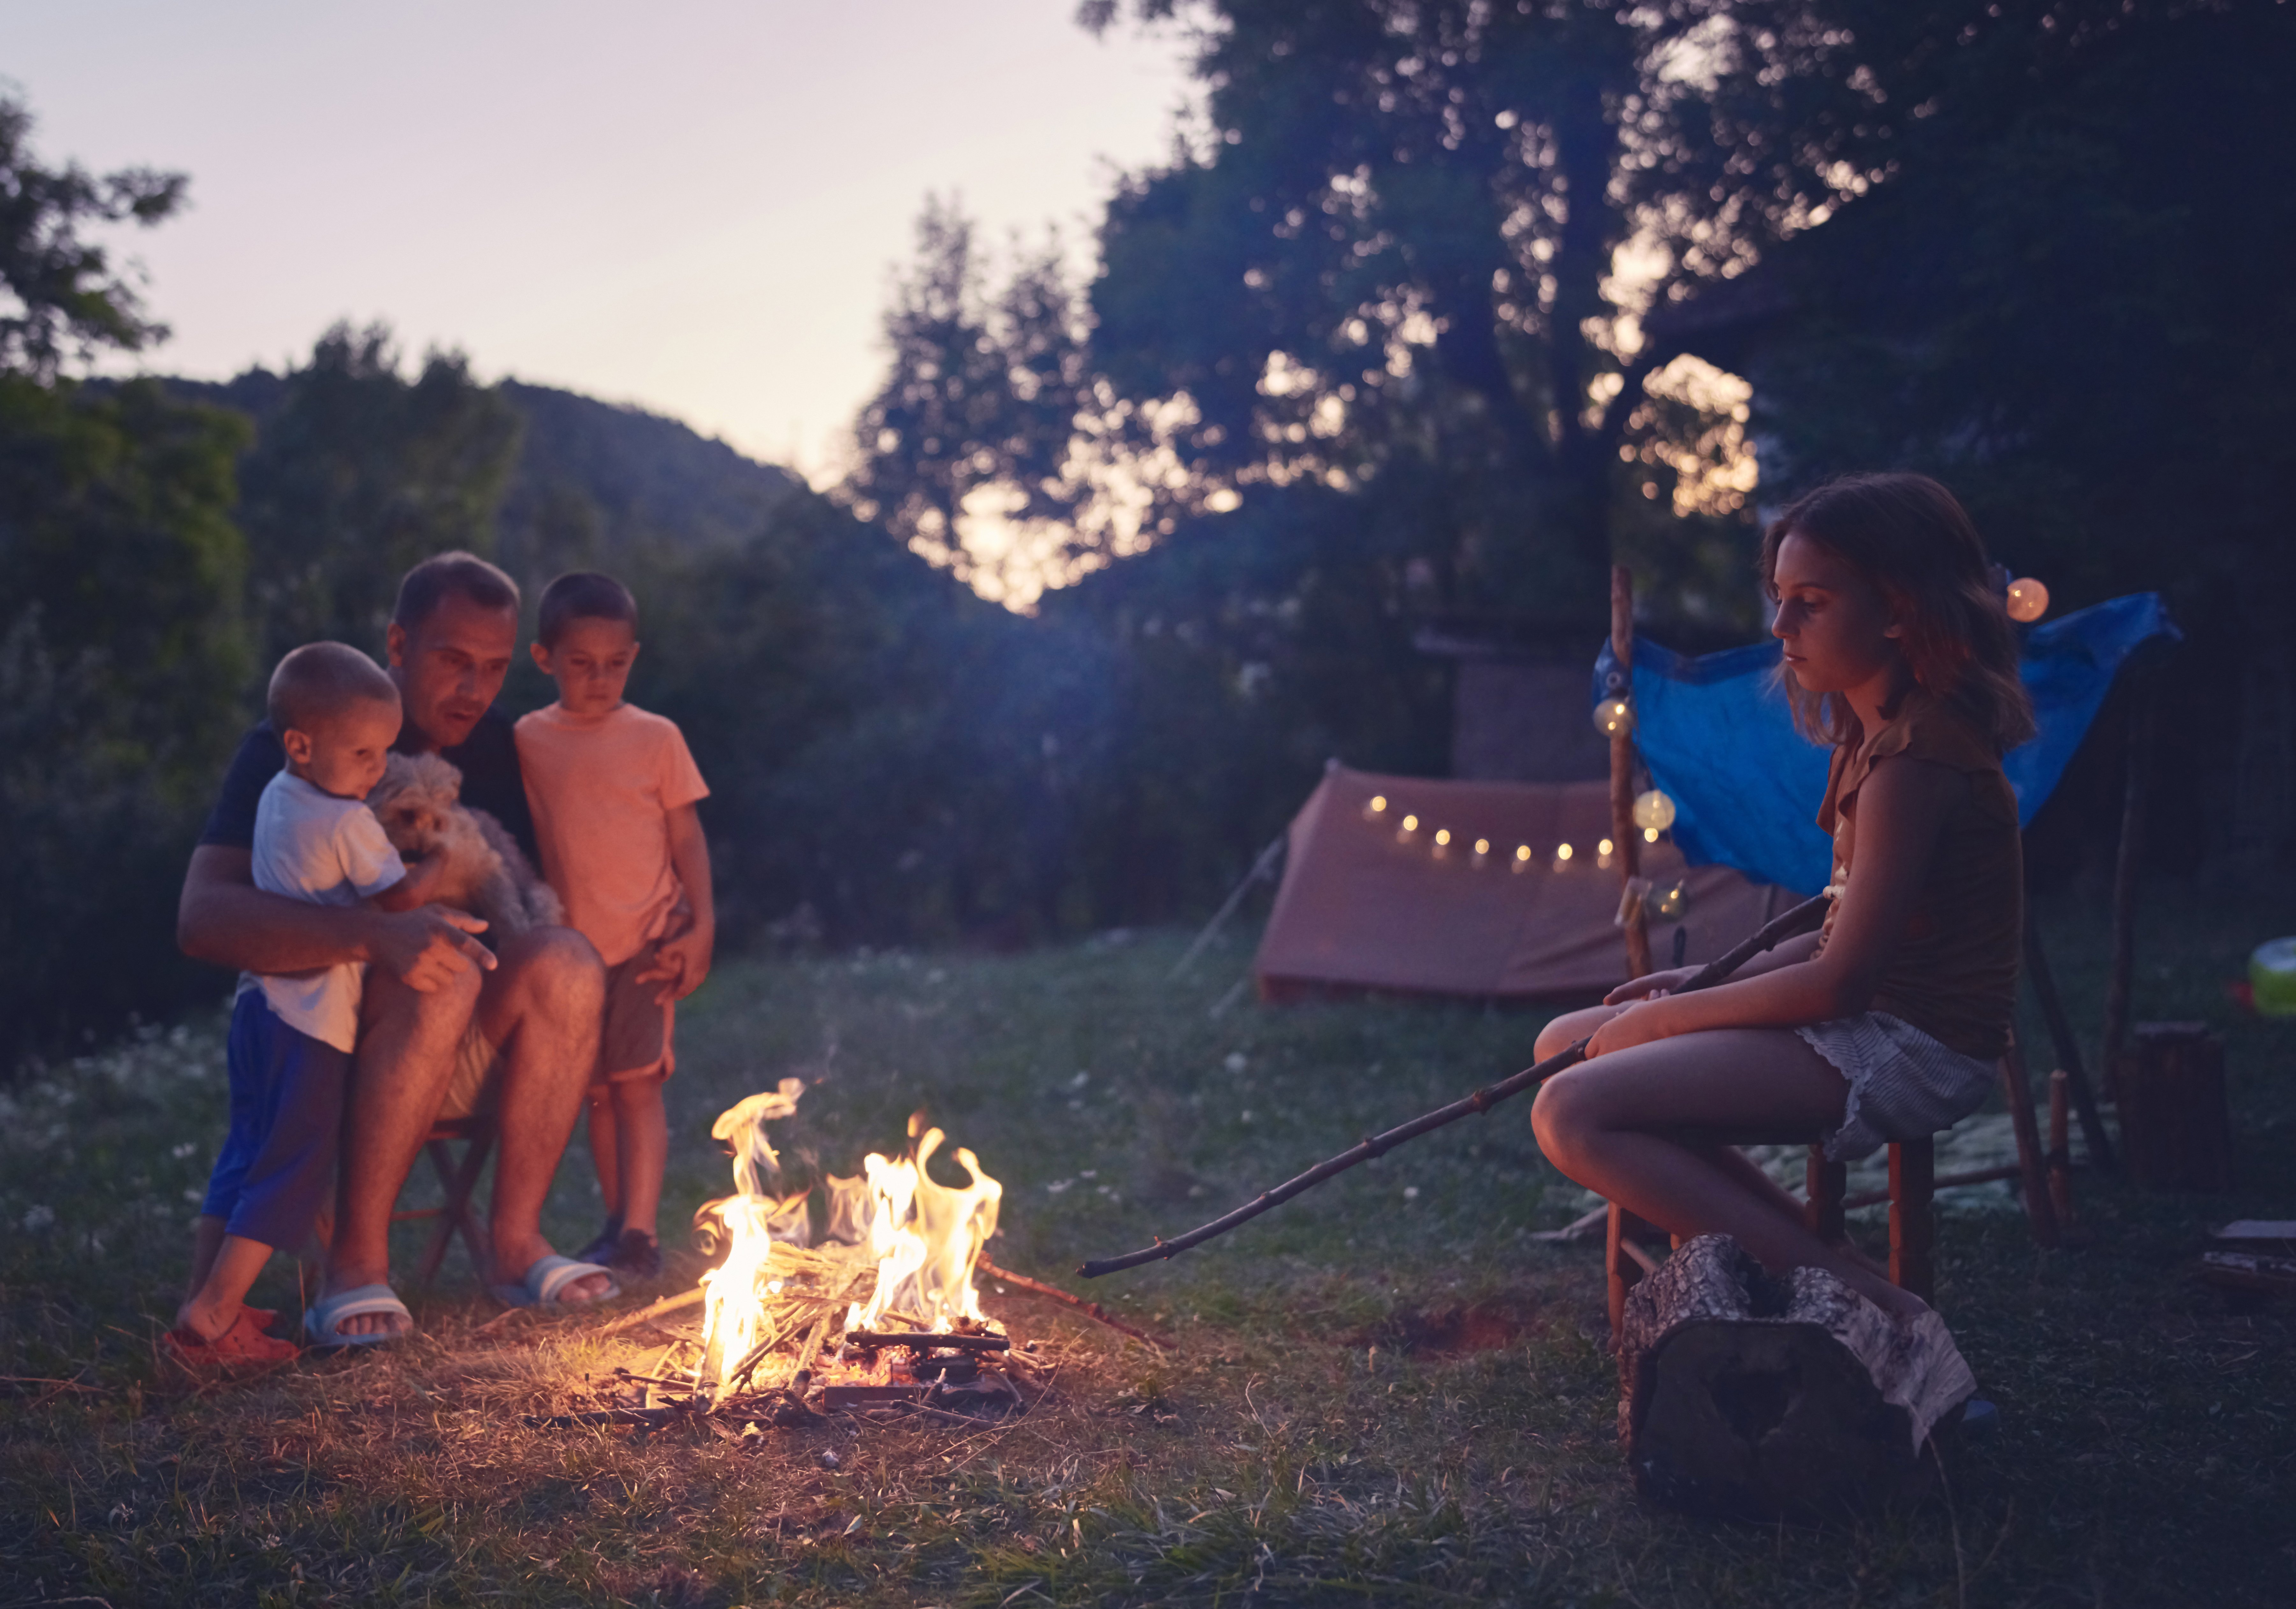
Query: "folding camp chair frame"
389 1114 496 1287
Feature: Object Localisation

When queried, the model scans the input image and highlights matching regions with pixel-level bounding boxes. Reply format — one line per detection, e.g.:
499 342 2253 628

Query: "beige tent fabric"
1254 764 1783 1001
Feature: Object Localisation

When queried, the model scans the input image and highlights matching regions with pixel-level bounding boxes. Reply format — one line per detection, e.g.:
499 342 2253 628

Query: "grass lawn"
4 877 2293 1606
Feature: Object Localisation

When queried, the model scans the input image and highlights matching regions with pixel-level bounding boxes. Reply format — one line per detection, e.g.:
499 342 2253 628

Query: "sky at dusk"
4 0 1195 484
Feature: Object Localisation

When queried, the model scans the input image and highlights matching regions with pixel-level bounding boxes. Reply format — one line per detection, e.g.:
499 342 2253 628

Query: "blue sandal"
305 1283 414 1348
490 1255 620 1309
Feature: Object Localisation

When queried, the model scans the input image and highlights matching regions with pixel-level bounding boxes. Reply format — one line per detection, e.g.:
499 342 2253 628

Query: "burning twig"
977 1256 1170 1350
1076 893 1832 1278
846 1330 1011 1351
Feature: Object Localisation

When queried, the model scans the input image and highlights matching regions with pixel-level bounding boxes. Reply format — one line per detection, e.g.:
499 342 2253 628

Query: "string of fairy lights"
1358 767 1690 919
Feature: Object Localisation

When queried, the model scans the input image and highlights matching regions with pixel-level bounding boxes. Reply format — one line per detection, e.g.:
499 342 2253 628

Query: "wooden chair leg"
1888 1138 1935 1303
412 1127 495 1287
1805 1145 1846 1243
451 1125 495 1278
1606 1202 1664 1339
1999 1032 2061 1250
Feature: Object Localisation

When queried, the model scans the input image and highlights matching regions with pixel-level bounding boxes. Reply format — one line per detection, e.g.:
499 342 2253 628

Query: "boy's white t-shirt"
247 771 408 1052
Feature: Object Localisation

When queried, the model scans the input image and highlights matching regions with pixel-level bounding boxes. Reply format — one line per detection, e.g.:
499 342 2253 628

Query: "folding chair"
390 1114 496 1286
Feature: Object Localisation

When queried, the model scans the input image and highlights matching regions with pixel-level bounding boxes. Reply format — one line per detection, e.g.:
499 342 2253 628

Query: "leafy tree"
209 323 524 667
1658 0 2296 864
1077 0 1810 624
0 92 250 1068
0 92 185 378
844 197 1090 600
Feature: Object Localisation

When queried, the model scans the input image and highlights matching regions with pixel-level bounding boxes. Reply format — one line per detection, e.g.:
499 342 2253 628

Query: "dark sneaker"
607 1228 662 1279
574 1216 624 1267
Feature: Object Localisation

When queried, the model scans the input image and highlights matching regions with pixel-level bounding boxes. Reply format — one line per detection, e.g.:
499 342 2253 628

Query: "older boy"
516 572 714 1278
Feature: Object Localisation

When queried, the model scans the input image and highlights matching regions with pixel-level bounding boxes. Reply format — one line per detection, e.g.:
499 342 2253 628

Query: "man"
178 553 615 1340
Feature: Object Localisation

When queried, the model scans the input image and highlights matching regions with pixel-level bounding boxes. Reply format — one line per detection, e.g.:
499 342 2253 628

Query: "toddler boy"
174 643 444 1368
516 572 713 1278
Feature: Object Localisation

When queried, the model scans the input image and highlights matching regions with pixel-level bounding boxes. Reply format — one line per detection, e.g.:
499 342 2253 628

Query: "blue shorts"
201 992 350 1250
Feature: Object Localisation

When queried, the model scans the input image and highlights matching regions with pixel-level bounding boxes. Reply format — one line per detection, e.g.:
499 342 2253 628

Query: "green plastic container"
2250 938 2296 1017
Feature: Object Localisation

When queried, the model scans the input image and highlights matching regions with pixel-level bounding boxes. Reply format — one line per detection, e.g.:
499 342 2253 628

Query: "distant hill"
494 380 809 559
168 369 814 567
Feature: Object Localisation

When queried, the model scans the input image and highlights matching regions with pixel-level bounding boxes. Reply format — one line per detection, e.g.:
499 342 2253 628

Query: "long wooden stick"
1077 892 1832 1279
977 1256 1169 1349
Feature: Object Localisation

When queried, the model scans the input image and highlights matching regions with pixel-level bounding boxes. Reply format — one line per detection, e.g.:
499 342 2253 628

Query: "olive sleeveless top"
1812 695 2022 1061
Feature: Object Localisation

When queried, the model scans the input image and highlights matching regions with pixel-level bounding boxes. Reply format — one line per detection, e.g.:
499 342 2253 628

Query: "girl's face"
1770 531 1904 697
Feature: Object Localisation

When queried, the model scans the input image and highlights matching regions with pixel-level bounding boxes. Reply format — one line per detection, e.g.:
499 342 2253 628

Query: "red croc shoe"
162 1308 301 1374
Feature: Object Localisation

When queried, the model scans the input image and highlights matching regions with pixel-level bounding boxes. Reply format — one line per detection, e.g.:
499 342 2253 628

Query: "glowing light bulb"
1654 882 1687 920
1514 844 1532 863
1598 838 1614 856
1593 697 1635 738
1556 842 1574 862
1632 789 1677 833
1401 814 1419 833
1643 826 1659 843
2006 577 2050 623
1369 795 1388 813
1434 828 1451 846
1474 838 1490 856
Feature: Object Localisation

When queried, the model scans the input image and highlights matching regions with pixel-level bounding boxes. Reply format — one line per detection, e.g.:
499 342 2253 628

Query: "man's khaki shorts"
432 937 673 1119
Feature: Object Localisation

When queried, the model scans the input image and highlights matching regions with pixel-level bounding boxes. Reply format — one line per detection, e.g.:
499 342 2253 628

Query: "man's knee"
503 926 603 1003
364 959 482 1041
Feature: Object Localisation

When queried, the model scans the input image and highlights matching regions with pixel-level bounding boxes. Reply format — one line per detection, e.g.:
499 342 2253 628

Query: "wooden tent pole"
2102 672 2155 1078
2023 913 2117 1173
1611 565 1654 980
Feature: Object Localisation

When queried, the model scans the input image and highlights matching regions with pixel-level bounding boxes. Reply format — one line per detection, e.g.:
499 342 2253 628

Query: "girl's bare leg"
1530 1026 1928 1319
1696 1142 1889 1280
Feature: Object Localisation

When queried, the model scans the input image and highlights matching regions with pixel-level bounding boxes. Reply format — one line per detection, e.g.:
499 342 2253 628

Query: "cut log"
1617 1235 1976 1521
2199 1250 2296 1295
2114 1023 2233 1191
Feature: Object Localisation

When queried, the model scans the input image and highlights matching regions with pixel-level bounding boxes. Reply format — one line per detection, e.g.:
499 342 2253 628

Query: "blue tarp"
1592 593 2181 896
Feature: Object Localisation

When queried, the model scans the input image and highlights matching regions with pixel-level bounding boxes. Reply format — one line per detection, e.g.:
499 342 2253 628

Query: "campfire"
547 1081 1043 1432
689 1081 1017 1412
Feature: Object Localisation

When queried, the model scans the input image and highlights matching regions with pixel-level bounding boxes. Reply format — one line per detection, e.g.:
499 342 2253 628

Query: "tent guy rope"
1077 891 1832 1279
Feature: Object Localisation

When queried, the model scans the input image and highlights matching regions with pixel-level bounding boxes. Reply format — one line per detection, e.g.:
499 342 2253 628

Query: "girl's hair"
1759 472 2037 753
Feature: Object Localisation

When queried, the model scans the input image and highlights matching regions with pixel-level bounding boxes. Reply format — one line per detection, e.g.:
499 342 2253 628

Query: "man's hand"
637 922 713 1006
368 906 496 992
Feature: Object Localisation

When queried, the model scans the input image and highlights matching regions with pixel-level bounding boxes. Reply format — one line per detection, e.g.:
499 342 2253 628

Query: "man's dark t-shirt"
198 707 539 863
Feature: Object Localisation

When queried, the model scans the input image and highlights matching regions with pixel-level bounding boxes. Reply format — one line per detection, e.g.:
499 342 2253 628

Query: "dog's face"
367 753 463 855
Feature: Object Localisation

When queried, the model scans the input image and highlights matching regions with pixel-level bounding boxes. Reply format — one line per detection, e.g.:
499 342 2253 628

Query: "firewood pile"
526 1240 1054 1437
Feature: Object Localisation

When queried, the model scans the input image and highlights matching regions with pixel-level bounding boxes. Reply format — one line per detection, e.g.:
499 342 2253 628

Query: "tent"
1252 763 1783 1001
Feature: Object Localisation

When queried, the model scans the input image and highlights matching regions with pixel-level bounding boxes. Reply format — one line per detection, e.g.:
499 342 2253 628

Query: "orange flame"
695 1089 1002 1398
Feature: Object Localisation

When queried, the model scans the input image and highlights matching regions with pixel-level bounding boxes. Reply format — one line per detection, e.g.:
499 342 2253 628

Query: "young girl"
1529 472 2035 1321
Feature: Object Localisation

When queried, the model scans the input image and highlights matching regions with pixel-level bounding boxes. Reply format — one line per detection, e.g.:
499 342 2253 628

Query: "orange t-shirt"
515 703 710 966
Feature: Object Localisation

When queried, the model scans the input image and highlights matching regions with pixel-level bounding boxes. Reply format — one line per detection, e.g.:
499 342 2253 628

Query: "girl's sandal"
162 1307 301 1374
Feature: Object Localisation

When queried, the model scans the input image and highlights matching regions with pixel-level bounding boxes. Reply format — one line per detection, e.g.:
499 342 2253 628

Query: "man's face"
386 592 519 751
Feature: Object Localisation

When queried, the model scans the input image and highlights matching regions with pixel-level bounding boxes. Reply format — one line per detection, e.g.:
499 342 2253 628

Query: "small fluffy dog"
366 752 563 941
